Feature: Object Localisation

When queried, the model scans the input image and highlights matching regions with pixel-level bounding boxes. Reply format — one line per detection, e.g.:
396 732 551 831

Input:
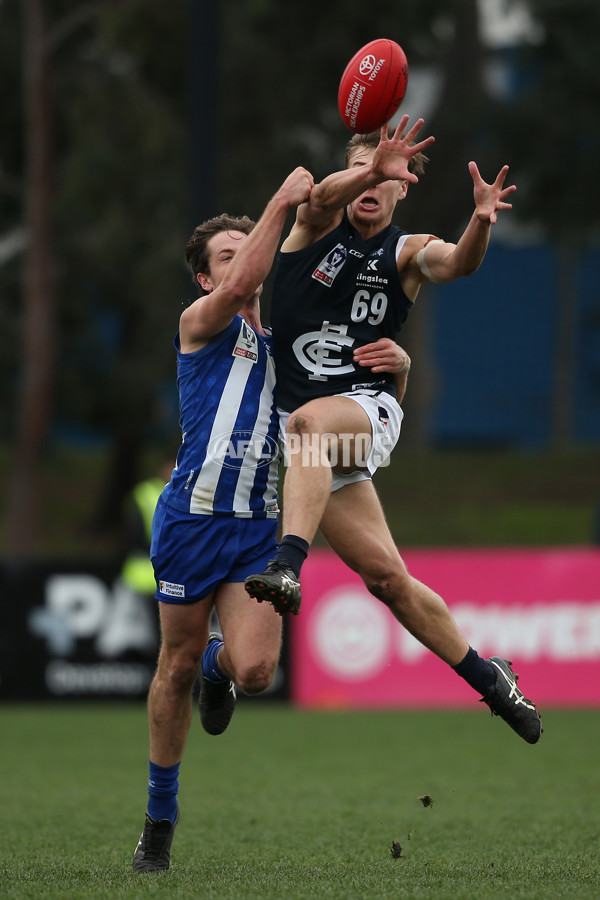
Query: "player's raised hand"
277 166 315 207
372 115 435 184
469 161 516 225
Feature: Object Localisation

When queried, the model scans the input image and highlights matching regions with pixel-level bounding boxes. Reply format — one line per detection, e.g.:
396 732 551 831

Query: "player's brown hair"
185 214 255 288
345 128 428 176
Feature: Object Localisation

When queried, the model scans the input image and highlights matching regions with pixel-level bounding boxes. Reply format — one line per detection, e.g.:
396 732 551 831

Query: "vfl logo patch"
232 320 258 362
159 580 185 599
312 243 347 287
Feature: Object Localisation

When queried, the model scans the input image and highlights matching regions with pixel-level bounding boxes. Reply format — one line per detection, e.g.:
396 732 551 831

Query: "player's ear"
398 180 409 201
197 272 213 293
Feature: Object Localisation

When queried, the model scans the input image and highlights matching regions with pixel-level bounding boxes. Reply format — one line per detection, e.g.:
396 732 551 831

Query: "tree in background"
3 0 190 556
8 0 56 558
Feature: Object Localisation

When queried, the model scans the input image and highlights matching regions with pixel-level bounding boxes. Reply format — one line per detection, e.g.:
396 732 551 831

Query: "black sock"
452 647 497 696
275 534 310 578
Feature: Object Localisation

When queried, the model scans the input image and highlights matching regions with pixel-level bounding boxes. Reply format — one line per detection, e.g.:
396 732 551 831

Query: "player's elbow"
309 182 330 210
307 183 341 219
438 261 479 283
219 277 258 314
221 278 248 306
458 260 481 278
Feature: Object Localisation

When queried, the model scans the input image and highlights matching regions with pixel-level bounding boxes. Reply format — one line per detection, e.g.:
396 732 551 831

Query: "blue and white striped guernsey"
161 316 281 519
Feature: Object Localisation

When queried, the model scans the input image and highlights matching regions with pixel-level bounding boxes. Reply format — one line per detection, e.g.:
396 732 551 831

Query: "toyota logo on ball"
359 54 376 75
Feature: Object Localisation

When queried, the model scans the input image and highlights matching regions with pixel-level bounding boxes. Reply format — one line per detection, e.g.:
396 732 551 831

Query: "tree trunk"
7 0 56 558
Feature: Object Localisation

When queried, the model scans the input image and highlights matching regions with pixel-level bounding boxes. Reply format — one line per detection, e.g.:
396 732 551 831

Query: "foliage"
51 0 191 440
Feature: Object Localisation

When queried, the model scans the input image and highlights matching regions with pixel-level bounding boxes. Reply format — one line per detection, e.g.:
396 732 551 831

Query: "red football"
337 38 409 133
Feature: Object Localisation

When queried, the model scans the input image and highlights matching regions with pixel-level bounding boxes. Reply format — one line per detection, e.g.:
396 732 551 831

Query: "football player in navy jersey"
133 166 411 872
245 116 542 747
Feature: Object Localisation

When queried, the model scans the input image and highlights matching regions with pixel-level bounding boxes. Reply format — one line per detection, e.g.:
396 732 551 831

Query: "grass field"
1 704 599 899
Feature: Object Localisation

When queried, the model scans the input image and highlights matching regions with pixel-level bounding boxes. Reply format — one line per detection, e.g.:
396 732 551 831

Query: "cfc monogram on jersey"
292 321 355 381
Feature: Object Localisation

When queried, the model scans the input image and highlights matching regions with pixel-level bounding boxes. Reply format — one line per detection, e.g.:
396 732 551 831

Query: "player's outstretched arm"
283 116 434 251
415 162 516 284
181 167 313 344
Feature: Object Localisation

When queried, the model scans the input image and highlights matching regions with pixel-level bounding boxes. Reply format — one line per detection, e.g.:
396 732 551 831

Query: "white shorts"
278 389 403 493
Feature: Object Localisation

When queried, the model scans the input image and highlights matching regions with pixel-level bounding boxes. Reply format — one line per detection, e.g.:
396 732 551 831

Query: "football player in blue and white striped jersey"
133 166 413 873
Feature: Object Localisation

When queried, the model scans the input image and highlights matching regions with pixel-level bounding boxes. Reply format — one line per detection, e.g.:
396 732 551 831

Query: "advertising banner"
291 548 600 708
0 562 289 702
0 562 159 700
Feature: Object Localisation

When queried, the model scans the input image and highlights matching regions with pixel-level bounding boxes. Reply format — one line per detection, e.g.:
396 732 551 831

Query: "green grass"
1 704 599 899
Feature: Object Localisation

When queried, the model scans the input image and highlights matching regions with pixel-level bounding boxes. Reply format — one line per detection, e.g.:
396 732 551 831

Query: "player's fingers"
468 160 482 182
355 355 386 366
393 114 410 139
404 117 425 141
412 135 435 154
353 342 382 355
495 164 510 187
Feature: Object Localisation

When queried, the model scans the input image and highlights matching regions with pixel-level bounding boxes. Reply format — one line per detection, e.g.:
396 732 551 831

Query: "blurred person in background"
119 459 174 604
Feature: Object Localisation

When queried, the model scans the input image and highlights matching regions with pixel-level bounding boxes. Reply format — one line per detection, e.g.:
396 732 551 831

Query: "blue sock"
452 647 496 696
147 760 179 823
275 534 309 578
202 639 226 682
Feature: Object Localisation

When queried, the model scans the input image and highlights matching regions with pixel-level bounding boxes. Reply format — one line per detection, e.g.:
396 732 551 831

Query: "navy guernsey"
271 212 414 412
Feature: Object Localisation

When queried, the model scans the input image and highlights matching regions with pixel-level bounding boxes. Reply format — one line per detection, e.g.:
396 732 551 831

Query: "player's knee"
286 411 317 437
361 559 411 608
159 650 200 693
235 660 275 695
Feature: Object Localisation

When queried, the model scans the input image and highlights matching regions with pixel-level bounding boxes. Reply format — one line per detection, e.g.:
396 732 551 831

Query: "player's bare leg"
216 581 283 693
321 480 542 742
282 395 373 541
245 395 373 613
320 481 468 664
134 597 212 873
196 582 283 735
148 598 212 764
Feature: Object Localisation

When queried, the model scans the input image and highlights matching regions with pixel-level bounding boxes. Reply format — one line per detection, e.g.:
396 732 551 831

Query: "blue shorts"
150 498 278 605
